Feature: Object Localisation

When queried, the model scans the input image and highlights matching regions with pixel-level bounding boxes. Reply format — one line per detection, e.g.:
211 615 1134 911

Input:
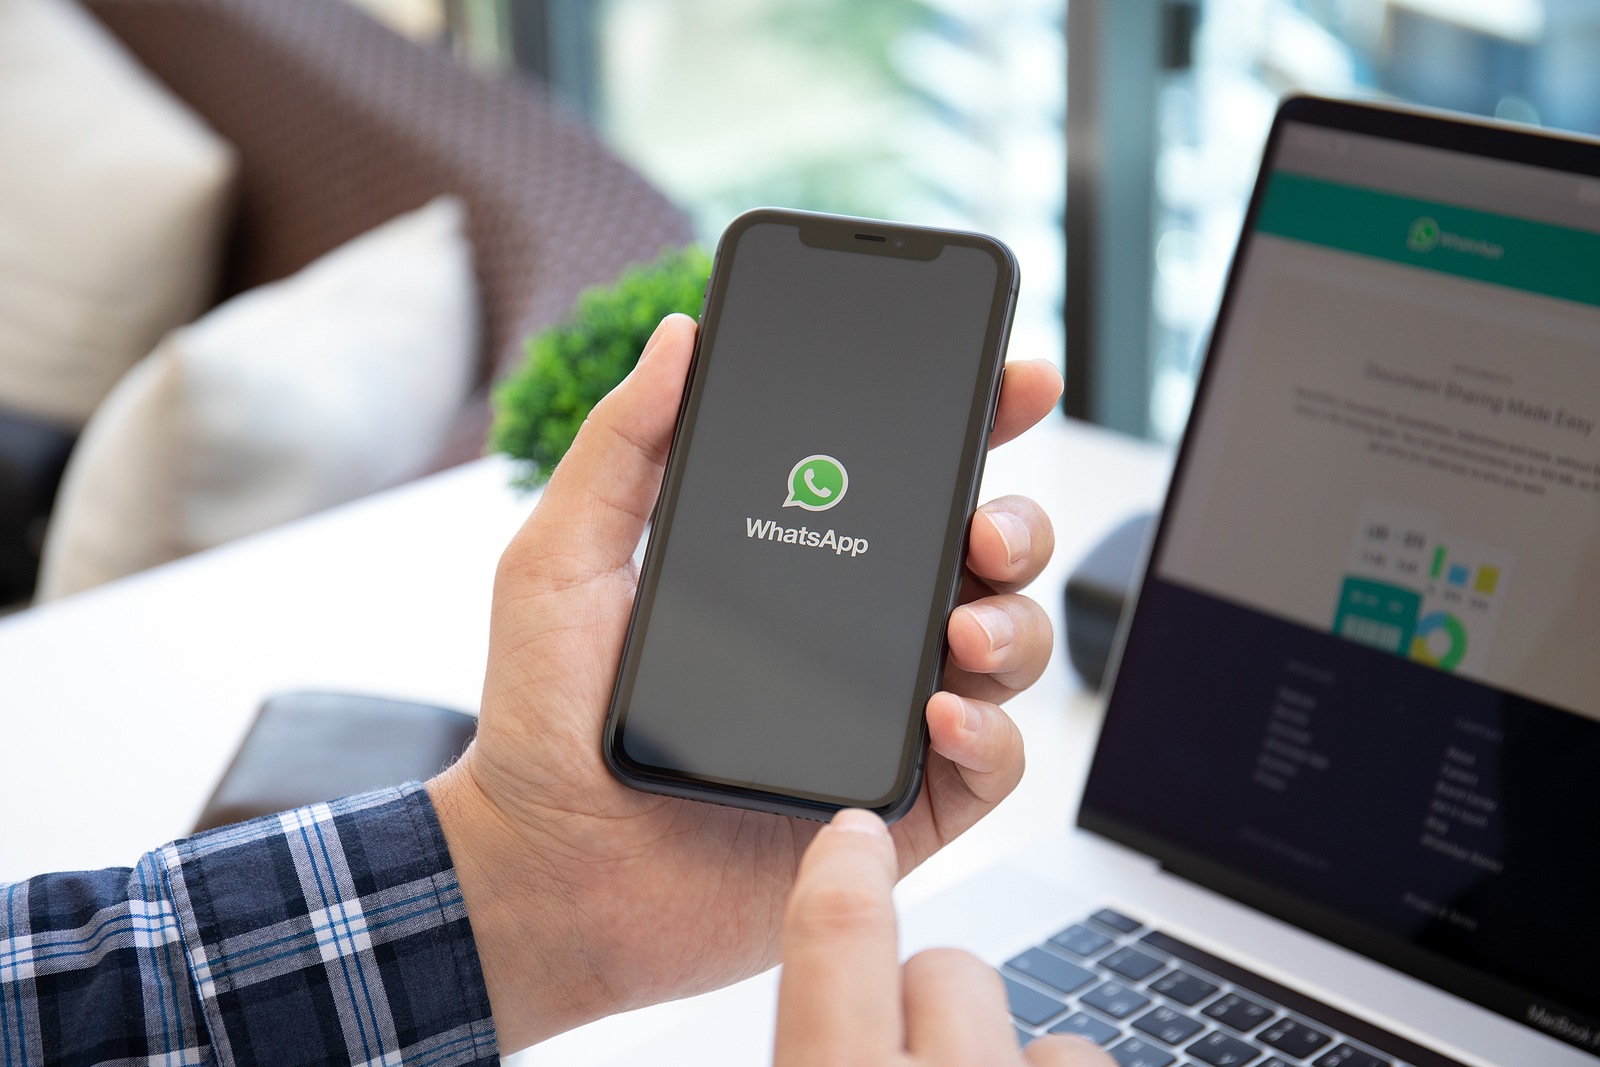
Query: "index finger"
774 810 905 1065
990 359 1064 449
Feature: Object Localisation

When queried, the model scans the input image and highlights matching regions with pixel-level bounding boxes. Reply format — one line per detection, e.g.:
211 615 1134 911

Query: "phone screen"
608 213 1015 813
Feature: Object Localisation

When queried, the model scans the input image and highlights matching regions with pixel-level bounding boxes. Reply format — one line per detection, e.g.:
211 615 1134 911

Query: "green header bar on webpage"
1256 172 1600 309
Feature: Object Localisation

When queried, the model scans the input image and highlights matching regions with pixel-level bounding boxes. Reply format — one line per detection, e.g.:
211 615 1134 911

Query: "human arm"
0 784 496 1065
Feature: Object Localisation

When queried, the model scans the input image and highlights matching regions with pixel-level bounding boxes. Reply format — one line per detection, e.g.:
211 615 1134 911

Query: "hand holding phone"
428 310 1061 1050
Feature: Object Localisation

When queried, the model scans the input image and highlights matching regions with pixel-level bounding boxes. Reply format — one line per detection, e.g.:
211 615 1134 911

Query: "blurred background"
9 0 1600 610
357 0 1600 445
7 0 1600 939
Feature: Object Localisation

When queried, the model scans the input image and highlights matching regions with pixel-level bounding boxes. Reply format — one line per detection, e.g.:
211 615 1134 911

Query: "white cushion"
0 0 236 427
36 197 479 600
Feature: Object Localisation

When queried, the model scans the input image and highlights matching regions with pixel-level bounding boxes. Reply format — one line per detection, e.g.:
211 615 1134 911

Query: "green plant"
491 245 711 488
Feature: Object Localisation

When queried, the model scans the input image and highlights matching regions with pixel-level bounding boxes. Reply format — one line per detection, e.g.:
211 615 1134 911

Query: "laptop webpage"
1080 98 1600 1057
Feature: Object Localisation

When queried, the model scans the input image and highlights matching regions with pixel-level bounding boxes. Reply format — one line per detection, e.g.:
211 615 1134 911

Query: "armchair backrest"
84 0 692 454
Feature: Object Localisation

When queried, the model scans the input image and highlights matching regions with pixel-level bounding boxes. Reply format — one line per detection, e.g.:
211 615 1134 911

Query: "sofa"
0 0 693 604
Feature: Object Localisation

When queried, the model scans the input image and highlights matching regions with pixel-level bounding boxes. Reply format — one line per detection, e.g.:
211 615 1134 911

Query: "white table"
0 415 1170 1062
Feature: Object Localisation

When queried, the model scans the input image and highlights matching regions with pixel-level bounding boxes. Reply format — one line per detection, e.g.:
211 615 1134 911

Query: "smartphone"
603 208 1019 822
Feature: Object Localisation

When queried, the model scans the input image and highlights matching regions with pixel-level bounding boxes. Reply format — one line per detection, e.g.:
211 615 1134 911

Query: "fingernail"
637 315 676 363
959 697 985 733
968 603 1014 654
987 509 1030 567
830 808 891 843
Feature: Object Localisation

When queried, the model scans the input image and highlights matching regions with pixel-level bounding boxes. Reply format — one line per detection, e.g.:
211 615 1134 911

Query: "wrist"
427 755 617 1052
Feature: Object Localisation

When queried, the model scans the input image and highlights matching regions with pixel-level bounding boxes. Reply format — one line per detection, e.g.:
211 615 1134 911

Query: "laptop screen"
1080 97 1600 1055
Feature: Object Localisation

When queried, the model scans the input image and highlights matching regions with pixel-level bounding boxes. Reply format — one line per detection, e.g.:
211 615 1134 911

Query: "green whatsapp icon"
784 454 849 511
1408 216 1440 252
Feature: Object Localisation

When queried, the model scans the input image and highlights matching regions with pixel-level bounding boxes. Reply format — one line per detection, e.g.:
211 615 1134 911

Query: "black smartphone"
603 208 1019 822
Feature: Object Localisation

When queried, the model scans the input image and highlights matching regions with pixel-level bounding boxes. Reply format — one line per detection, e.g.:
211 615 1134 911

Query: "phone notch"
798 214 943 260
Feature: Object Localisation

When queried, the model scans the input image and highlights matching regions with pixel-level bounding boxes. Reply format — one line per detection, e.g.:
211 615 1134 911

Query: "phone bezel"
601 207 1019 822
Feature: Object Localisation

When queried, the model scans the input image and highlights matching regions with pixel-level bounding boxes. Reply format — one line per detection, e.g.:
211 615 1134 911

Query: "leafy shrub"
491 246 711 487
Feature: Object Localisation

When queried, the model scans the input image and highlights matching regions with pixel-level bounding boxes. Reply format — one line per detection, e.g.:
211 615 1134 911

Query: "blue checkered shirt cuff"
1 782 498 1065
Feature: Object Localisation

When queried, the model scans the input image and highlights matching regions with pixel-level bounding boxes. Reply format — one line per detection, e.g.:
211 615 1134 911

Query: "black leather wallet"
192 692 478 833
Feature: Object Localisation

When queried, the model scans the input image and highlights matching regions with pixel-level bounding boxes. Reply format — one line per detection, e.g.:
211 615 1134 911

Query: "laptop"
929 95 1600 1067
588 96 1600 1066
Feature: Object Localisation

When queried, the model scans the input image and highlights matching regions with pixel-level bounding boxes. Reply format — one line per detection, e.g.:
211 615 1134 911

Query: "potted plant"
491 246 711 488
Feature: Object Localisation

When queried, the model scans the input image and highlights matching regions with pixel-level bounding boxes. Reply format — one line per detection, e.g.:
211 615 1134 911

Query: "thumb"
520 313 697 576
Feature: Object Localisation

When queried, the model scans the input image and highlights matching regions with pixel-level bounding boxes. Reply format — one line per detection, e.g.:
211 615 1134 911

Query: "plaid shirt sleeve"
1 782 499 1066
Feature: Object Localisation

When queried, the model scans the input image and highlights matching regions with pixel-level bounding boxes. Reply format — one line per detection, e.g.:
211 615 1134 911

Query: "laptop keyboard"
1003 908 1462 1067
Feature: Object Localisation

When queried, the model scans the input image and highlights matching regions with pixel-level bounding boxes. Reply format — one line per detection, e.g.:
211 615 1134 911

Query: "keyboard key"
1049 1011 1121 1045
1005 948 1096 994
1148 969 1219 1006
1133 1006 1205 1046
1260 1018 1334 1059
1092 908 1144 933
1082 981 1151 1019
1015 1024 1033 1048
1187 1031 1262 1067
1314 1044 1390 1067
1202 993 1274 1032
1050 922 1114 958
1004 975 1067 1027
1108 1036 1177 1067
1102 946 1165 981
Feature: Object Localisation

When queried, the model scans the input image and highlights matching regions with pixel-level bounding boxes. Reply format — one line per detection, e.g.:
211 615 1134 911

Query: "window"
1142 0 1600 442
593 0 1067 380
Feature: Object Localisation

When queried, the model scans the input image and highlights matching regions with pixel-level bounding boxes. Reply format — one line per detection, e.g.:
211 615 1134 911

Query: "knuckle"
493 541 527 590
787 880 892 939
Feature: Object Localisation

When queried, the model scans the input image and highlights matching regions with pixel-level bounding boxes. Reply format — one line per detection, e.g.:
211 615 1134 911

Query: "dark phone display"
608 218 1009 810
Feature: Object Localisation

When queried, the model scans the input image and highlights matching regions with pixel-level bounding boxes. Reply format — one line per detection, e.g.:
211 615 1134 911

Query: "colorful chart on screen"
1331 500 1514 678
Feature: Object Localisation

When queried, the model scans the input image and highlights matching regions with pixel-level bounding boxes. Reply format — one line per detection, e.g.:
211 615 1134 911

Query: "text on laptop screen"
1083 110 1600 1053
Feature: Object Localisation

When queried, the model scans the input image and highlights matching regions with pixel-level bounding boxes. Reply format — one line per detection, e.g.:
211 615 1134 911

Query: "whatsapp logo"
783 454 849 511
1408 216 1440 252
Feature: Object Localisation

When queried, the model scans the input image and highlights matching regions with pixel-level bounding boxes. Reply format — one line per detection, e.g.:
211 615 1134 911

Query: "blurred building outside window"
597 0 1069 380
345 0 447 42
343 0 1069 387
343 0 1600 448
1148 0 1600 443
